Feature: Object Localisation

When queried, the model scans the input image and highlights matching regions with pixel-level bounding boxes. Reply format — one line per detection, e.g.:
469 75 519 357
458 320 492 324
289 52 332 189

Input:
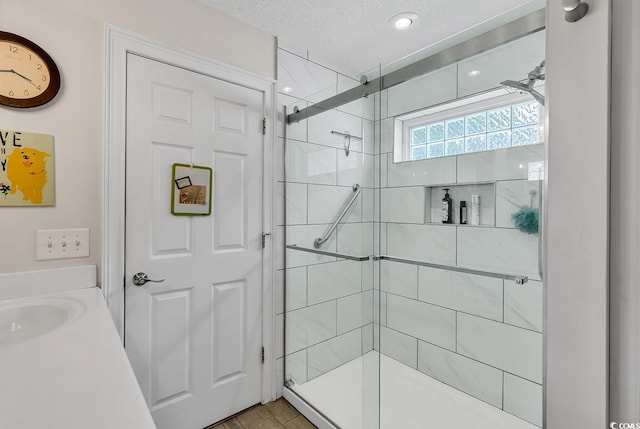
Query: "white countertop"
0 287 157 429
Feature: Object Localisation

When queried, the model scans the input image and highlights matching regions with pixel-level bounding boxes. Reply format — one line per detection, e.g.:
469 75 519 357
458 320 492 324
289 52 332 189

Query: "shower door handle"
132 272 165 286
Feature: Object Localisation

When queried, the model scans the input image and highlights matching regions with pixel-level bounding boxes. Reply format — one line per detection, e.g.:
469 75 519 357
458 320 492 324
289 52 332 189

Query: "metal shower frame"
287 9 546 125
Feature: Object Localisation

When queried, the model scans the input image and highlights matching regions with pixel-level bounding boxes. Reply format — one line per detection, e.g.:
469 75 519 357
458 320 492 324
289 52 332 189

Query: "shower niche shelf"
425 182 495 226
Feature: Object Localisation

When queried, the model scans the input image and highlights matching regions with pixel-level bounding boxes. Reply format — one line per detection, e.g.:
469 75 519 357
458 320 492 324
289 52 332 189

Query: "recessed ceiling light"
389 13 418 30
395 17 413 29
282 86 293 93
467 70 481 77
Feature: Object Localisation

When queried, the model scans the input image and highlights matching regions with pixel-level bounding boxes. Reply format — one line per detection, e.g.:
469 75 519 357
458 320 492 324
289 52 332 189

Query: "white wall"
0 0 275 275
545 0 610 426
610 0 640 421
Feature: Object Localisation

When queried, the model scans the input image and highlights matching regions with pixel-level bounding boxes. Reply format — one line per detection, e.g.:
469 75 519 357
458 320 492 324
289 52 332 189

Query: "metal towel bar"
285 246 528 284
314 184 361 248
379 256 528 284
286 245 370 262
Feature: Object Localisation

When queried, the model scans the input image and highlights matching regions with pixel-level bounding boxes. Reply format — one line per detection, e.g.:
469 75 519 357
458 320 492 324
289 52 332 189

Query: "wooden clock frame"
0 31 61 108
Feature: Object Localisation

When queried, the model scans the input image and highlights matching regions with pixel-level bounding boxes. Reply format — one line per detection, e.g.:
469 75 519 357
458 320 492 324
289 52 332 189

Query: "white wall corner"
544 1 611 426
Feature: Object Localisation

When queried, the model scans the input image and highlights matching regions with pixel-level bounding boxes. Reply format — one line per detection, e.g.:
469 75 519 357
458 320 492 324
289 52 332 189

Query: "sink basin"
0 297 85 346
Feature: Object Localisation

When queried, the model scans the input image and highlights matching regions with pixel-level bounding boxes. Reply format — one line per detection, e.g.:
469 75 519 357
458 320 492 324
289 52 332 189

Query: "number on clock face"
0 41 50 99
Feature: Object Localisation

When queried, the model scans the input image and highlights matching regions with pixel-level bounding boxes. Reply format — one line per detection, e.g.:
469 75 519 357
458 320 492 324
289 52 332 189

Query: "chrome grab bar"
379 256 528 285
286 245 370 262
314 184 361 248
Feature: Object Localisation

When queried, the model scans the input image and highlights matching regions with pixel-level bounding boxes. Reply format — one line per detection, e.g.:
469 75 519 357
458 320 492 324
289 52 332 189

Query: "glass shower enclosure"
281 9 545 429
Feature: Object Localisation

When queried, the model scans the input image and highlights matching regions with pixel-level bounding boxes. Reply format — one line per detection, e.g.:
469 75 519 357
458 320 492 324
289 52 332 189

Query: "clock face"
0 32 60 108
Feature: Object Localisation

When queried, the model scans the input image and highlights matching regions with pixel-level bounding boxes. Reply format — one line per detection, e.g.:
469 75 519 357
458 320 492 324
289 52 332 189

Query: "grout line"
383 290 542 334
279 137 376 155
455 151 459 184
456 62 459 99
455 224 459 267
502 279 505 323
384 324 542 385
415 263 420 301
501 371 505 410
493 181 498 227
334 147 338 186
335 298 338 336
305 183 309 225
455 311 458 352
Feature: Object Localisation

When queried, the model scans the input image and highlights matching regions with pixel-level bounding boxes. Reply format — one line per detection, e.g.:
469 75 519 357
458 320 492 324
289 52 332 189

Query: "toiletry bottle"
442 188 453 224
470 194 480 225
460 201 468 224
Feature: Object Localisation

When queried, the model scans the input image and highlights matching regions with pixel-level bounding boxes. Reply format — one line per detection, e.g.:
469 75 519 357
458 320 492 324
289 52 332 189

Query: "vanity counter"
0 287 156 429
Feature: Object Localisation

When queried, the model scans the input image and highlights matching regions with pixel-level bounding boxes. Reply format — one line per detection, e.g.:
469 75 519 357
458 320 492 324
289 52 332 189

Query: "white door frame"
102 25 278 403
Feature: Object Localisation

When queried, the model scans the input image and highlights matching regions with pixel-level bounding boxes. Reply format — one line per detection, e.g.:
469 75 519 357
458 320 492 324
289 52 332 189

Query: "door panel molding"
104 25 278 403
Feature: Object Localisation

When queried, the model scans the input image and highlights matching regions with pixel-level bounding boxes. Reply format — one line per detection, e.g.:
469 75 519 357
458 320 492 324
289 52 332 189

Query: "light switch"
36 228 90 261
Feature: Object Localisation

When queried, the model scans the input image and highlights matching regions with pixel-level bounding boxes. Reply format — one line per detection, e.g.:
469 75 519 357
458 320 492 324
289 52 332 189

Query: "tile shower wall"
275 43 375 394
278 31 545 426
375 67 544 426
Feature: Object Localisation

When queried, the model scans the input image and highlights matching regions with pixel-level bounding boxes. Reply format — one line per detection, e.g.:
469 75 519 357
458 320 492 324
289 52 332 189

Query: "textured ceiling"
198 0 544 76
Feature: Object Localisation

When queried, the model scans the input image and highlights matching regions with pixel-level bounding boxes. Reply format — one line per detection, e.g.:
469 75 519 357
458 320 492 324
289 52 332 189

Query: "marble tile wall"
277 40 545 427
377 147 544 427
374 66 545 426
277 45 375 390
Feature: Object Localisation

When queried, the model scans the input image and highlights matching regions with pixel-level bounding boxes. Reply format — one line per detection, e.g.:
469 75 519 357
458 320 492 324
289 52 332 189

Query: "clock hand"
12 70 37 86
0 69 37 86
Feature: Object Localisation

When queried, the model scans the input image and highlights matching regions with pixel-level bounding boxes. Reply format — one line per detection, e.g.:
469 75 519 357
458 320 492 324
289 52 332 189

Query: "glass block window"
445 117 465 139
411 126 427 146
407 100 542 161
427 123 444 142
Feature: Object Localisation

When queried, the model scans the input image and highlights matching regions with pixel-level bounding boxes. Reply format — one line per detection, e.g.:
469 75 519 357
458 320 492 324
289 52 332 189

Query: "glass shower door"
281 15 544 428
281 65 381 428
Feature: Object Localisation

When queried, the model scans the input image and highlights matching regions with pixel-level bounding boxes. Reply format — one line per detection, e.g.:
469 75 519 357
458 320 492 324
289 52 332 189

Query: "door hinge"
262 117 267 135
261 232 271 249
261 346 265 364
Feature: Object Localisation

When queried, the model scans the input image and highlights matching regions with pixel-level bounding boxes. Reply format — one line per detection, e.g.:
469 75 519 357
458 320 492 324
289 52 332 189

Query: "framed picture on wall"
171 163 212 216
0 129 55 207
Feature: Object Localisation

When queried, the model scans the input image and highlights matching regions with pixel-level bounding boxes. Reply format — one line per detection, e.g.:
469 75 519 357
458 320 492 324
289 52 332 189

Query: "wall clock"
0 31 61 108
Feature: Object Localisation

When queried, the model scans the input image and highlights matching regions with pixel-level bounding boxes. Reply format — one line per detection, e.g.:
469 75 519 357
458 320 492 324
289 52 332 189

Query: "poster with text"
0 129 55 206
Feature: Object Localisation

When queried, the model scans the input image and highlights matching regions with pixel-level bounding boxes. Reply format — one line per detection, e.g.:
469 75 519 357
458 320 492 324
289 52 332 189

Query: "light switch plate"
36 228 90 261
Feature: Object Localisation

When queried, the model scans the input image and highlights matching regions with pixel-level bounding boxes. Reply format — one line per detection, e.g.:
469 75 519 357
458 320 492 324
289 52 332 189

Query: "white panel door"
124 53 264 429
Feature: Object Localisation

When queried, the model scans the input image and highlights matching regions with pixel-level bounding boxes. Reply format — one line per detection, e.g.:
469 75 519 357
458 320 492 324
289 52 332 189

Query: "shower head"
500 80 545 106
500 61 546 106
501 79 533 93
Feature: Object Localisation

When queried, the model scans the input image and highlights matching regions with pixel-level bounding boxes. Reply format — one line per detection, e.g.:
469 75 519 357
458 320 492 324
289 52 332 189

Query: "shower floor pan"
285 351 538 429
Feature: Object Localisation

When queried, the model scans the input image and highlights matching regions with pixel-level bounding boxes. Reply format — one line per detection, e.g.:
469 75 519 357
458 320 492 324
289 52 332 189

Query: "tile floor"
208 398 317 429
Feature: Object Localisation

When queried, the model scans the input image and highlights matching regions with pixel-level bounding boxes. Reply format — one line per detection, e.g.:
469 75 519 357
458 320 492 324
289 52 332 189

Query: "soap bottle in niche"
460 201 468 224
442 188 453 224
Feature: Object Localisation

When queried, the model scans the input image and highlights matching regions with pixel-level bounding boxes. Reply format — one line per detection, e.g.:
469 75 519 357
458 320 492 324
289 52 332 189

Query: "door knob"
132 272 165 286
